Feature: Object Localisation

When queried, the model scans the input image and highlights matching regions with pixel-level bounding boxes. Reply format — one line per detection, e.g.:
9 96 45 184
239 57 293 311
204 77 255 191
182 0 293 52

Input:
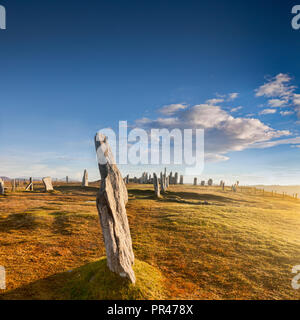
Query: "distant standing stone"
194 178 197 186
180 175 184 185
208 179 213 186
153 173 160 198
95 133 136 284
82 169 89 187
0 178 4 195
174 172 178 185
42 177 54 192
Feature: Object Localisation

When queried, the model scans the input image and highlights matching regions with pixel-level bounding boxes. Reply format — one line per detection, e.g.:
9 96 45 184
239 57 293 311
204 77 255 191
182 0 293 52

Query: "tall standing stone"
208 179 213 186
174 172 178 185
153 173 160 198
160 172 166 193
180 175 184 184
95 133 135 283
194 178 197 186
12 179 16 192
169 172 173 185
82 169 89 187
0 178 4 195
42 177 54 192
201 180 205 186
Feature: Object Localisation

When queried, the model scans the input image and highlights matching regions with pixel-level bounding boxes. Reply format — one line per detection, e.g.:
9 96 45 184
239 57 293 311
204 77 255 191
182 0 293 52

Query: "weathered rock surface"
42 177 53 192
95 133 135 284
82 169 89 187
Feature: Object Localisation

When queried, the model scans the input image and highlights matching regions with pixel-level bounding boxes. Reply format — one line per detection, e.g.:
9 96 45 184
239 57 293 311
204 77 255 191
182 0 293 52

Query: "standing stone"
0 178 4 195
208 179 213 186
126 174 129 184
174 172 178 185
95 133 135 283
82 169 89 187
222 181 225 191
194 178 197 186
42 177 54 192
153 173 160 198
180 175 184 184
169 172 173 185
12 179 16 192
201 180 205 186
66 176 69 184
160 172 166 193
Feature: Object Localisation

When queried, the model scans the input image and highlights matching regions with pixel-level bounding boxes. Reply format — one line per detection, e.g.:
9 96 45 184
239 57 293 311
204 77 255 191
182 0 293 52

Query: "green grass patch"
60 257 165 300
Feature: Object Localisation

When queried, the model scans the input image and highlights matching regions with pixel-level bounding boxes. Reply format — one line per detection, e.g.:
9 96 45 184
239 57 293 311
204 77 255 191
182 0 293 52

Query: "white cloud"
135 103 291 162
206 98 224 105
231 106 243 112
159 104 188 115
280 111 294 116
255 73 295 98
251 137 300 149
205 153 230 163
268 99 287 107
255 73 300 118
228 93 239 101
259 109 277 115
293 94 300 117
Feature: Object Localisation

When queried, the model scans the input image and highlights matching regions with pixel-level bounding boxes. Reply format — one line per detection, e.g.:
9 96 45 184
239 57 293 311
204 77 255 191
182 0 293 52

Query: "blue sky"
1 0 300 184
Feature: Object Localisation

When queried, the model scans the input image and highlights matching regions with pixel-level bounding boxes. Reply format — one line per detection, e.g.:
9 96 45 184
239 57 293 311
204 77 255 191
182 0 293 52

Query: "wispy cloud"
255 73 295 98
251 137 300 149
255 73 300 117
159 103 188 115
228 92 239 101
268 99 287 107
231 106 243 112
259 109 277 115
280 110 294 116
206 98 224 105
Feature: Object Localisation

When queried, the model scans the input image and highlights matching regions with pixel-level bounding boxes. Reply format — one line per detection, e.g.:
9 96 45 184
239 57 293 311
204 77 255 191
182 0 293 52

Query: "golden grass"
1 183 300 299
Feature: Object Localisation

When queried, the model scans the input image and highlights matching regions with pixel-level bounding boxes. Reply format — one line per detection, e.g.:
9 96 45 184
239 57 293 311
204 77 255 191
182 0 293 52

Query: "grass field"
0 182 300 299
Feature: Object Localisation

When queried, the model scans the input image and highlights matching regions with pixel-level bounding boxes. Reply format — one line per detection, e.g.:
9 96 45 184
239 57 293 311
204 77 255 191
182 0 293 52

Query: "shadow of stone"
0 213 38 233
55 185 99 197
164 190 249 204
128 189 156 200
128 188 245 205
51 215 73 235
0 264 77 300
